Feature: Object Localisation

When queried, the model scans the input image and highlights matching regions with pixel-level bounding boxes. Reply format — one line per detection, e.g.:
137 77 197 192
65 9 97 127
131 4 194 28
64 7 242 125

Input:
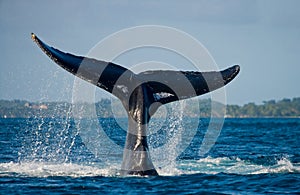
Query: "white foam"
0 162 118 177
252 158 300 174
176 156 300 175
1 157 298 177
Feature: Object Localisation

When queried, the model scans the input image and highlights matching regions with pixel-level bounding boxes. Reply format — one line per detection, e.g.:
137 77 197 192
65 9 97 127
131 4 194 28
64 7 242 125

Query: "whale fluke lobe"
32 33 240 176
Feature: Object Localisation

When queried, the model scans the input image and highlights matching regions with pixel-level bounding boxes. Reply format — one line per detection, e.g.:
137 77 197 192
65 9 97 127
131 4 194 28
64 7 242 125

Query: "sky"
0 0 300 105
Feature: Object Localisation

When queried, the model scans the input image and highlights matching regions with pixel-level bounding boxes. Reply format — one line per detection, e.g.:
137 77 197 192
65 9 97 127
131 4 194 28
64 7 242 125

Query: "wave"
0 157 299 178
175 156 300 176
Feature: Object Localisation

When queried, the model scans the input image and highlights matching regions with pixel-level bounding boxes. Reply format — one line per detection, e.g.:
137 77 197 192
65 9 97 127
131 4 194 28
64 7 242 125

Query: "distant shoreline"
1 97 299 119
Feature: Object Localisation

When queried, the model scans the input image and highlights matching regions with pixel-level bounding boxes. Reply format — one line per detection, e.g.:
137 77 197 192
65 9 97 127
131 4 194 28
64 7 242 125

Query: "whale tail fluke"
32 33 240 176
31 33 239 106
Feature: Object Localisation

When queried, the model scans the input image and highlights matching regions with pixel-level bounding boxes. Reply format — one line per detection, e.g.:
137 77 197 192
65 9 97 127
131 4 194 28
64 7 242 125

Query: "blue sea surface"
0 117 299 194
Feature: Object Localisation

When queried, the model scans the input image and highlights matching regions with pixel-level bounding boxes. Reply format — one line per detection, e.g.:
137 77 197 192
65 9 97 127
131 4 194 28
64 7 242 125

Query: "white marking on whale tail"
153 92 174 101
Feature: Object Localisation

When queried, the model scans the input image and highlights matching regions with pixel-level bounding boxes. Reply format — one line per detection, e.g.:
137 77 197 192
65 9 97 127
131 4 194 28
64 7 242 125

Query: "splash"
18 67 78 163
18 117 77 163
149 101 187 174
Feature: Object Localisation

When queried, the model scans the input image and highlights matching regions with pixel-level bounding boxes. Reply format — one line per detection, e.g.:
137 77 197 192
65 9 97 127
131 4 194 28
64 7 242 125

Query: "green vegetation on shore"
0 97 299 118
226 98 300 118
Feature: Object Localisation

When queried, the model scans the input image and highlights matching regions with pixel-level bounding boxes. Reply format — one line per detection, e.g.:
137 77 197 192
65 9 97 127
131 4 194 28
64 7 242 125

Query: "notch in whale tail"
31 33 240 176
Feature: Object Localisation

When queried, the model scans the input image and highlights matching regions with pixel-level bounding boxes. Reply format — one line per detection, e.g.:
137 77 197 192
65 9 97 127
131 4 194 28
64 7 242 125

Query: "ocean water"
0 117 299 194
